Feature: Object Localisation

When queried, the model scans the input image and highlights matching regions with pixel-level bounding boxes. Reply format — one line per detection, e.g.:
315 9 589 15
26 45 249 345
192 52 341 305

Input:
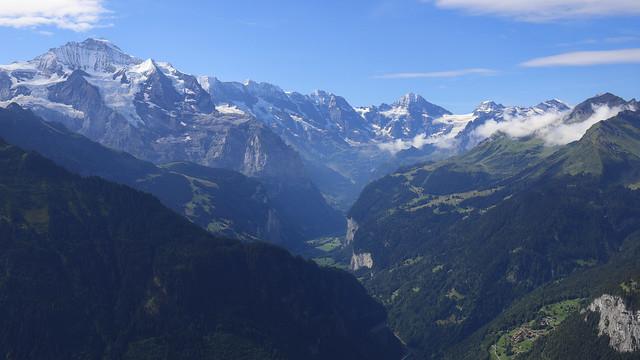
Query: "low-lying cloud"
377 128 462 154
0 0 108 32
474 105 632 146
376 104 635 155
377 133 433 153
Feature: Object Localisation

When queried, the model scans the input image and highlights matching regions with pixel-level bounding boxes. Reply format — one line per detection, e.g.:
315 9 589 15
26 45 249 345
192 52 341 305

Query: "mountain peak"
390 93 451 115
565 92 631 124
309 89 336 104
395 92 426 107
586 92 627 106
475 100 505 113
311 89 333 97
131 58 159 75
550 110 640 178
80 38 122 50
535 99 570 112
244 80 287 99
309 90 357 112
34 38 140 74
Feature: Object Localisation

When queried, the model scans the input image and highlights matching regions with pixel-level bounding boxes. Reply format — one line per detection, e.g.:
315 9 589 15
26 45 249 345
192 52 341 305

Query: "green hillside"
347 111 640 358
0 104 335 248
0 139 402 360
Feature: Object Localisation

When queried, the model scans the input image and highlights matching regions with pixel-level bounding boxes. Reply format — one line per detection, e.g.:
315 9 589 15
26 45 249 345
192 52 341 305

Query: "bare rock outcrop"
588 294 640 353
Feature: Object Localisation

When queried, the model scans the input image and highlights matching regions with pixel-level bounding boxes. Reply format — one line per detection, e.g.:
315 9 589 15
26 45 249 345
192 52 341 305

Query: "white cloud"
473 105 631 146
474 111 564 140
377 130 461 154
521 48 640 67
0 0 108 32
377 134 432 154
539 106 628 145
376 103 630 153
374 68 496 79
429 0 640 21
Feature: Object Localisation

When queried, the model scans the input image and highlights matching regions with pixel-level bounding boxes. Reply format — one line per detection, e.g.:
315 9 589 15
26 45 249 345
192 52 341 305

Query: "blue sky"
0 0 639 113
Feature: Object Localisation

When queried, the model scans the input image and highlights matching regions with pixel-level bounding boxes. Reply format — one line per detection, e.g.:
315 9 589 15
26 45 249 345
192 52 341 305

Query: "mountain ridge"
0 39 635 213
344 110 640 358
0 38 584 210
0 136 403 359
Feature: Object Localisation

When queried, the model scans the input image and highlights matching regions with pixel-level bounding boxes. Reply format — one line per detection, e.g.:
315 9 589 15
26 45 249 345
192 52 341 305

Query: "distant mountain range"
4 39 634 211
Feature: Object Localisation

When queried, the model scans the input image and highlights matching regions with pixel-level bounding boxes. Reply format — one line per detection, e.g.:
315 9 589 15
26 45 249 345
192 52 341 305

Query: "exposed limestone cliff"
588 294 640 353
350 252 373 271
345 217 359 245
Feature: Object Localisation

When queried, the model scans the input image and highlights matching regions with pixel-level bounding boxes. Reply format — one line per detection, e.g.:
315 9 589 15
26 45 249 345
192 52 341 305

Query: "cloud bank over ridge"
474 104 636 145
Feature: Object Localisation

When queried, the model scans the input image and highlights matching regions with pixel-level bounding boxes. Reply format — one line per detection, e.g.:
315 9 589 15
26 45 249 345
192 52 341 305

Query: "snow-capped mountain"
34 38 140 74
455 99 571 150
0 39 295 178
0 38 631 211
197 76 393 207
197 77 373 150
196 78 470 207
358 93 452 139
0 39 345 241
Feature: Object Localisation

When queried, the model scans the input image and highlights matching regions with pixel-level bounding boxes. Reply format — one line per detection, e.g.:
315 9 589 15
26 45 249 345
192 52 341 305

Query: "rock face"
359 93 452 139
345 217 359 245
588 294 640 353
0 104 286 244
0 72 12 101
350 252 374 271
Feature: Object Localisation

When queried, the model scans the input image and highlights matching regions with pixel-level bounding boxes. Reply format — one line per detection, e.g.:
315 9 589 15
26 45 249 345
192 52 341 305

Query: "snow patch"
216 104 245 115
0 95 85 119
84 73 145 126
380 106 409 119
130 59 157 76
355 106 372 119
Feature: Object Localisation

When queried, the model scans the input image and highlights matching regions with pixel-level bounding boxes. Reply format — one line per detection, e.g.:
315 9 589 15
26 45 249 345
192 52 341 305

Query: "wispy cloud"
374 68 497 79
521 48 640 67
428 0 640 21
0 0 109 32
557 36 640 47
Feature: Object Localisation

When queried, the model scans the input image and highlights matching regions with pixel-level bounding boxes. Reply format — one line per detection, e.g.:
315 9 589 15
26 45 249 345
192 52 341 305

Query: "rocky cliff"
588 294 640 353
